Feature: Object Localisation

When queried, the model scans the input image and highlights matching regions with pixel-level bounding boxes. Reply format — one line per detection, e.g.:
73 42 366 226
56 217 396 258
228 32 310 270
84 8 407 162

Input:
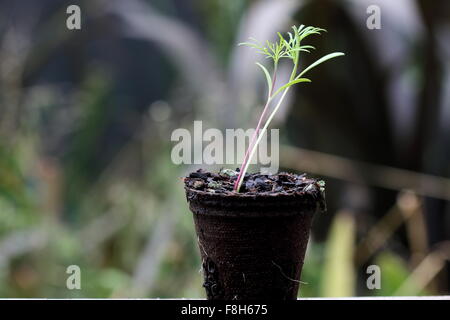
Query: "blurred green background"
0 0 449 298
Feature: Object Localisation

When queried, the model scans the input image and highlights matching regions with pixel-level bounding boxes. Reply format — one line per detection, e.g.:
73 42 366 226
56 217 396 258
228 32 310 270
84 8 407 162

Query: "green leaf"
298 52 345 78
373 252 413 296
320 212 356 297
237 42 254 47
271 78 311 98
255 62 272 96
300 45 315 50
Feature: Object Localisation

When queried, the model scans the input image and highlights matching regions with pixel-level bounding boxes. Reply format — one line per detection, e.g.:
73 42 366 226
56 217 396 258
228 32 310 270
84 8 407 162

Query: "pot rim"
185 186 325 217
185 185 313 200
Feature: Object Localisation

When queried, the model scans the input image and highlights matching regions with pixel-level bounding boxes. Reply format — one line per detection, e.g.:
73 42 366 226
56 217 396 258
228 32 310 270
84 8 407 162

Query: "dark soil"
184 168 324 194
184 168 326 212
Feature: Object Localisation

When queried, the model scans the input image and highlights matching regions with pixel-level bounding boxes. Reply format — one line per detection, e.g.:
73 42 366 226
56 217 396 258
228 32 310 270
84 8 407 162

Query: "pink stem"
233 72 277 191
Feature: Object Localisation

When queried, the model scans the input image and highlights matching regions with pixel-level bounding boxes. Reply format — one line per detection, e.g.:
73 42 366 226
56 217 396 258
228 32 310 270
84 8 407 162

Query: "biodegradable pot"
185 184 322 300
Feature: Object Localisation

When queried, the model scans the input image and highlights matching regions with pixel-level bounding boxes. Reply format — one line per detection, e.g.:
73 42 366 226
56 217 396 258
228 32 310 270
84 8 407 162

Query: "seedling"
234 25 344 192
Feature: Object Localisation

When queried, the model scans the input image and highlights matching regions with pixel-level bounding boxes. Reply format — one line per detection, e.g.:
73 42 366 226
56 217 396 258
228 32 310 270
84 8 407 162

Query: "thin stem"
235 47 299 192
235 86 291 192
290 46 300 81
233 68 277 191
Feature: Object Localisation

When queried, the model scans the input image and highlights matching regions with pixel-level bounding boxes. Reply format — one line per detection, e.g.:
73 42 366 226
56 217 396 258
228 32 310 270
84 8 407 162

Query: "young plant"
233 25 344 192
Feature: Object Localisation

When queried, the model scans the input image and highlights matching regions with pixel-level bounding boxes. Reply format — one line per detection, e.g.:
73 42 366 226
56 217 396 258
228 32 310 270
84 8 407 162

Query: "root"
272 261 307 285
197 236 209 257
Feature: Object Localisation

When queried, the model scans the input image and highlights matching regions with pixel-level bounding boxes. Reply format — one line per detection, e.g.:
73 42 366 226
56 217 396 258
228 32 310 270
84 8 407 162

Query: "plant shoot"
234 25 344 192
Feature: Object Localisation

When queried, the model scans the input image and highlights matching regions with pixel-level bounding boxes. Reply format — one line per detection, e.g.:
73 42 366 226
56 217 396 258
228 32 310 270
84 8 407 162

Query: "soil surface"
184 169 326 210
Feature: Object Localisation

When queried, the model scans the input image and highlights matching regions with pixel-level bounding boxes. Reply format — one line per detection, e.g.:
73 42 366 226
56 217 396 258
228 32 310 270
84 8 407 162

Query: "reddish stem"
233 72 277 191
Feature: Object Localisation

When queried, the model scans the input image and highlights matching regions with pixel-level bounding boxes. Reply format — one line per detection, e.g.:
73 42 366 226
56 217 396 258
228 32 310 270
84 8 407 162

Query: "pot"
185 177 323 300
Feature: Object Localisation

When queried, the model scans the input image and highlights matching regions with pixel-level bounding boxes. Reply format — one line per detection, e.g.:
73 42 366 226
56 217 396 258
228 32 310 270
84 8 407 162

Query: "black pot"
185 183 322 300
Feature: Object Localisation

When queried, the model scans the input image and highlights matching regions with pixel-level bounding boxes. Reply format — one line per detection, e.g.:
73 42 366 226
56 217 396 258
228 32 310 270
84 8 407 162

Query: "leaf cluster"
239 25 325 68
